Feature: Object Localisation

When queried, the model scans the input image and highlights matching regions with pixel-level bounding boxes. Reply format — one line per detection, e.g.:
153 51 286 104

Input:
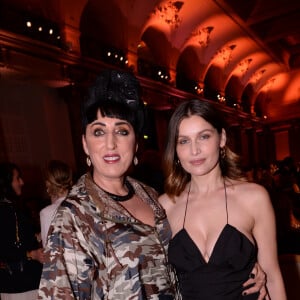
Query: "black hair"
0 162 20 201
81 69 145 138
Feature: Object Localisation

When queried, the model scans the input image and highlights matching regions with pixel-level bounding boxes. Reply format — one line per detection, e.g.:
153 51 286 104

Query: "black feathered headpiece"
82 69 145 137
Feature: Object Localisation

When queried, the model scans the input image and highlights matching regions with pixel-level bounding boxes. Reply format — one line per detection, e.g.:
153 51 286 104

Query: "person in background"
0 162 45 300
39 160 73 247
159 99 286 299
38 69 266 300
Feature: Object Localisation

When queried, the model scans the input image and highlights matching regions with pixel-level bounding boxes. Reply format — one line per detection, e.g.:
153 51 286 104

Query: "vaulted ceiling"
1 0 300 123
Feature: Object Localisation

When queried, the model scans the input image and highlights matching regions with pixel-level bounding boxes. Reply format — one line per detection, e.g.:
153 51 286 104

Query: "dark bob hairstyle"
81 69 145 138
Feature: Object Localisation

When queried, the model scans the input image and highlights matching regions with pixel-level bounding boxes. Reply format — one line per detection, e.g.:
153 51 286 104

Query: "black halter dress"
168 183 259 300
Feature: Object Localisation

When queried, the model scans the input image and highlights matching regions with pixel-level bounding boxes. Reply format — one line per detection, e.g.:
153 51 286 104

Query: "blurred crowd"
245 156 300 254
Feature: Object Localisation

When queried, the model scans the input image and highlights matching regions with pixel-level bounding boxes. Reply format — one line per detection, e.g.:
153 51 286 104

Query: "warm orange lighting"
214 44 236 67
238 58 252 75
152 0 184 28
190 26 214 47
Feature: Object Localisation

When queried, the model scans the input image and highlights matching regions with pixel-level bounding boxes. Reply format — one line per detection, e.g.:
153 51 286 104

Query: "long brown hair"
163 99 245 197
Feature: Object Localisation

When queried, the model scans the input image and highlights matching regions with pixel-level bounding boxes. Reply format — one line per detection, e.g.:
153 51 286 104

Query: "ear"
220 128 226 148
82 135 89 156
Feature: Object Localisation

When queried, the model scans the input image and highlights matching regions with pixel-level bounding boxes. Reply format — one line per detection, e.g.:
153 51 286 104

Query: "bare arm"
252 185 287 299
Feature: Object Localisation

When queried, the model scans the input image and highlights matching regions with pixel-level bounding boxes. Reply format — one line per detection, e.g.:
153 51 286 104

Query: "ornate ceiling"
1 0 300 123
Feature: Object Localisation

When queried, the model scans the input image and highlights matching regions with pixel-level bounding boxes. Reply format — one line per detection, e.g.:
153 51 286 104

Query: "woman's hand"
242 262 268 299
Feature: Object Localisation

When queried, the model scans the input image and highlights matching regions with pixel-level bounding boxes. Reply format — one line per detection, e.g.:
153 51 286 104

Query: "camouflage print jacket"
38 173 180 300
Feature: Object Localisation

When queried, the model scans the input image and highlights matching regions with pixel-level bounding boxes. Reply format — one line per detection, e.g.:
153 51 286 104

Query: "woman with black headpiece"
37 69 179 300
37 69 267 300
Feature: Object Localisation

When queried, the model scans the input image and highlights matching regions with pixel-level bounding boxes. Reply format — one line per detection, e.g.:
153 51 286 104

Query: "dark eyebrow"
178 128 214 137
91 121 105 126
115 121 130 126
90 121 130 127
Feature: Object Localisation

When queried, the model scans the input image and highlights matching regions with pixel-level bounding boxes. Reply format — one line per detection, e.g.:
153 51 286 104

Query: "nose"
106 133 117 149
191 140 200 155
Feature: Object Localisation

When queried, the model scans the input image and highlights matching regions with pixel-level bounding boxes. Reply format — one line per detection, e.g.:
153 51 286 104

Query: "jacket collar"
83 172 166 224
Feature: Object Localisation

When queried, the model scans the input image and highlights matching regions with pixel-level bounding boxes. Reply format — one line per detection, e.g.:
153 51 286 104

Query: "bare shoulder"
234 180 268 192
158 193 174 210
230 180 271 204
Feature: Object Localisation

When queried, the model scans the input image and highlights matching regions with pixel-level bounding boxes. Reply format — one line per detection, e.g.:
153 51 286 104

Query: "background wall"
0 79 76 199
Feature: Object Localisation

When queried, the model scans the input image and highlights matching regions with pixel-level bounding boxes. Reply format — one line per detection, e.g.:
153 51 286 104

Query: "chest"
168 195 255 254
120 195 155 226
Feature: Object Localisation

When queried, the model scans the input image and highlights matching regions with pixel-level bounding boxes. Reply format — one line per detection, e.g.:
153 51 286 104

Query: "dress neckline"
180 179 228 263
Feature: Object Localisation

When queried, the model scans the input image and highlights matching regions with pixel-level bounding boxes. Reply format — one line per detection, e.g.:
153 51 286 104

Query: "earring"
133 156 138 166
86 156 91 167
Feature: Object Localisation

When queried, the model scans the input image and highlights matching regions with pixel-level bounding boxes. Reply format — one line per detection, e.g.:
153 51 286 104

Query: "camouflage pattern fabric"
38 173 180 300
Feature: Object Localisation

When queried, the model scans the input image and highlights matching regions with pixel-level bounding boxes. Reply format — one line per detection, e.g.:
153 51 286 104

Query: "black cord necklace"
102 179 135 202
